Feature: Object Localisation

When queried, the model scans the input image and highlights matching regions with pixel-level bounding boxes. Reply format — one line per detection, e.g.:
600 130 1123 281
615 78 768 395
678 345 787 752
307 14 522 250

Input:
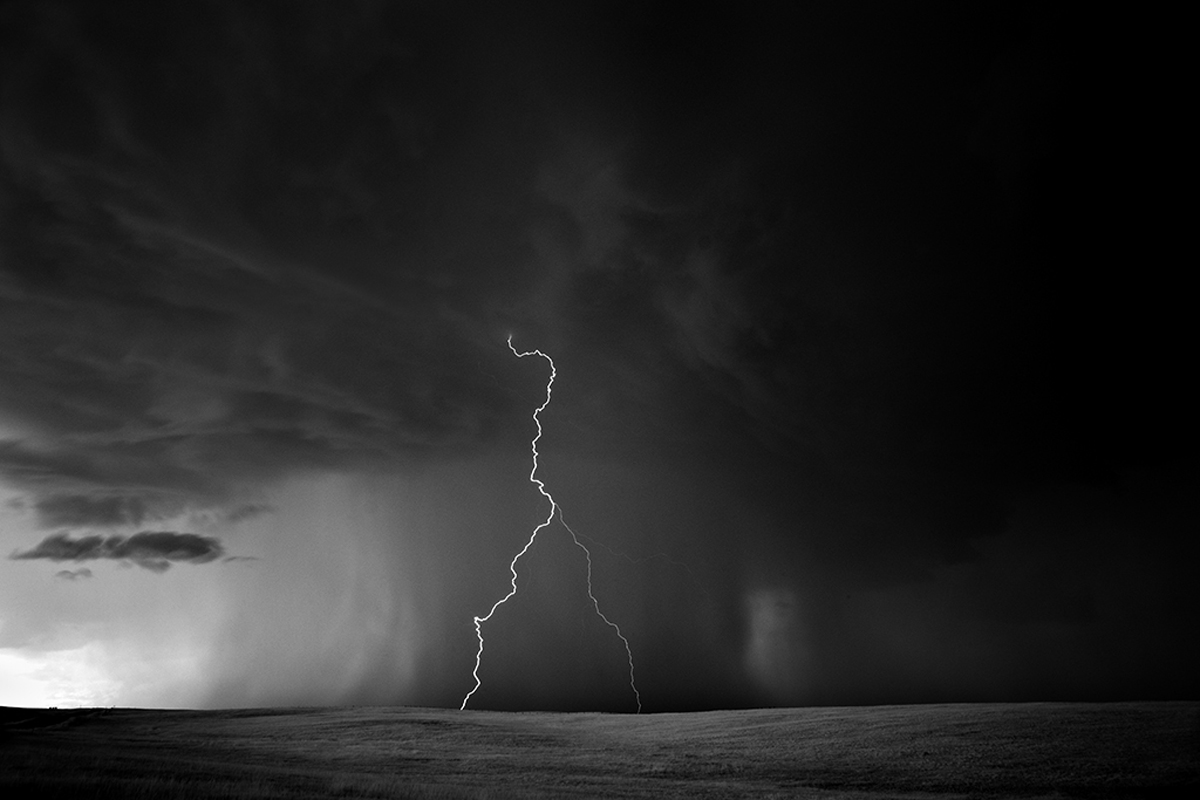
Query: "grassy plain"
2 702 1196 798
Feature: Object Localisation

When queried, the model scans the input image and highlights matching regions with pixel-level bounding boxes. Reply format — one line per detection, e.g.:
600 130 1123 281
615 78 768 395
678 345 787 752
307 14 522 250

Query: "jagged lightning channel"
460 335 642 713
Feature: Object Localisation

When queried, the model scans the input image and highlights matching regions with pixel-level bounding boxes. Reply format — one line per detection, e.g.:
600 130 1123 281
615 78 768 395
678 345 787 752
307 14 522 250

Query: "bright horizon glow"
0 646 120 708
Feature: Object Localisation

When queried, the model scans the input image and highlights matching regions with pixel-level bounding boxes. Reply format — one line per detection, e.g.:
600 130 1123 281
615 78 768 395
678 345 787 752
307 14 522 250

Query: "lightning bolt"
568 525 712 601
460 335 642 713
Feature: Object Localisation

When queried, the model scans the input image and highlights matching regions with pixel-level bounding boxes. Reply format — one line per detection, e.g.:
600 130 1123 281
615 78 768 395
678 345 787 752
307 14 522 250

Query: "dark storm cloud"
11 530 225 572
0 0 1193 709
571 9 1043 468
0 2 1176 556
0 0 541 517
550 3 1190 544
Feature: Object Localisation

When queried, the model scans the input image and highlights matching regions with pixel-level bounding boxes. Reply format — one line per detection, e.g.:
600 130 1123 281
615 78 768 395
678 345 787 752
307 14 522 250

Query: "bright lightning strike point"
460 335 642 713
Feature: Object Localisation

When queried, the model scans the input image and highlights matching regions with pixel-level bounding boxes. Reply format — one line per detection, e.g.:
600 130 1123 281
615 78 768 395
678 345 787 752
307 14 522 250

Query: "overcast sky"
1 1 1192 711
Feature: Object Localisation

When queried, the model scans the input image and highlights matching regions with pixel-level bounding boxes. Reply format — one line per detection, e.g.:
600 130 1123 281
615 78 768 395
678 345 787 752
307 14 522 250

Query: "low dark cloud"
54 567 92 580
12 531 226 572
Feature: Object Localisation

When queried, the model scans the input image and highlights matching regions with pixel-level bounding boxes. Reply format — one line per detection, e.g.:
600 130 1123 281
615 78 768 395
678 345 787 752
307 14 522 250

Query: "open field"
2 702 1197 799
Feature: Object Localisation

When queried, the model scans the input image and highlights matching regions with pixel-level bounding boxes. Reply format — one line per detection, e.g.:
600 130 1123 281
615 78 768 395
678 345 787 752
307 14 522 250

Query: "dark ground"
2 702 1197 798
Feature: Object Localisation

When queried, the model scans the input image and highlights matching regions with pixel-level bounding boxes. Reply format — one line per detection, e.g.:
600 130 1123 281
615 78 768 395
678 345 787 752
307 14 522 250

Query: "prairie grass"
2 702 1196 798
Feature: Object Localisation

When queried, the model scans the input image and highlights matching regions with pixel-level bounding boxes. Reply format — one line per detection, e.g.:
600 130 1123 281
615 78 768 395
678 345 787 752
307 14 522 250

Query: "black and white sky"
0 1 1193 711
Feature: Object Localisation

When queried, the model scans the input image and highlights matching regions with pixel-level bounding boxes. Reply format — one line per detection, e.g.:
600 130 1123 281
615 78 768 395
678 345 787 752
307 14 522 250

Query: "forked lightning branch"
460 336 642 712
